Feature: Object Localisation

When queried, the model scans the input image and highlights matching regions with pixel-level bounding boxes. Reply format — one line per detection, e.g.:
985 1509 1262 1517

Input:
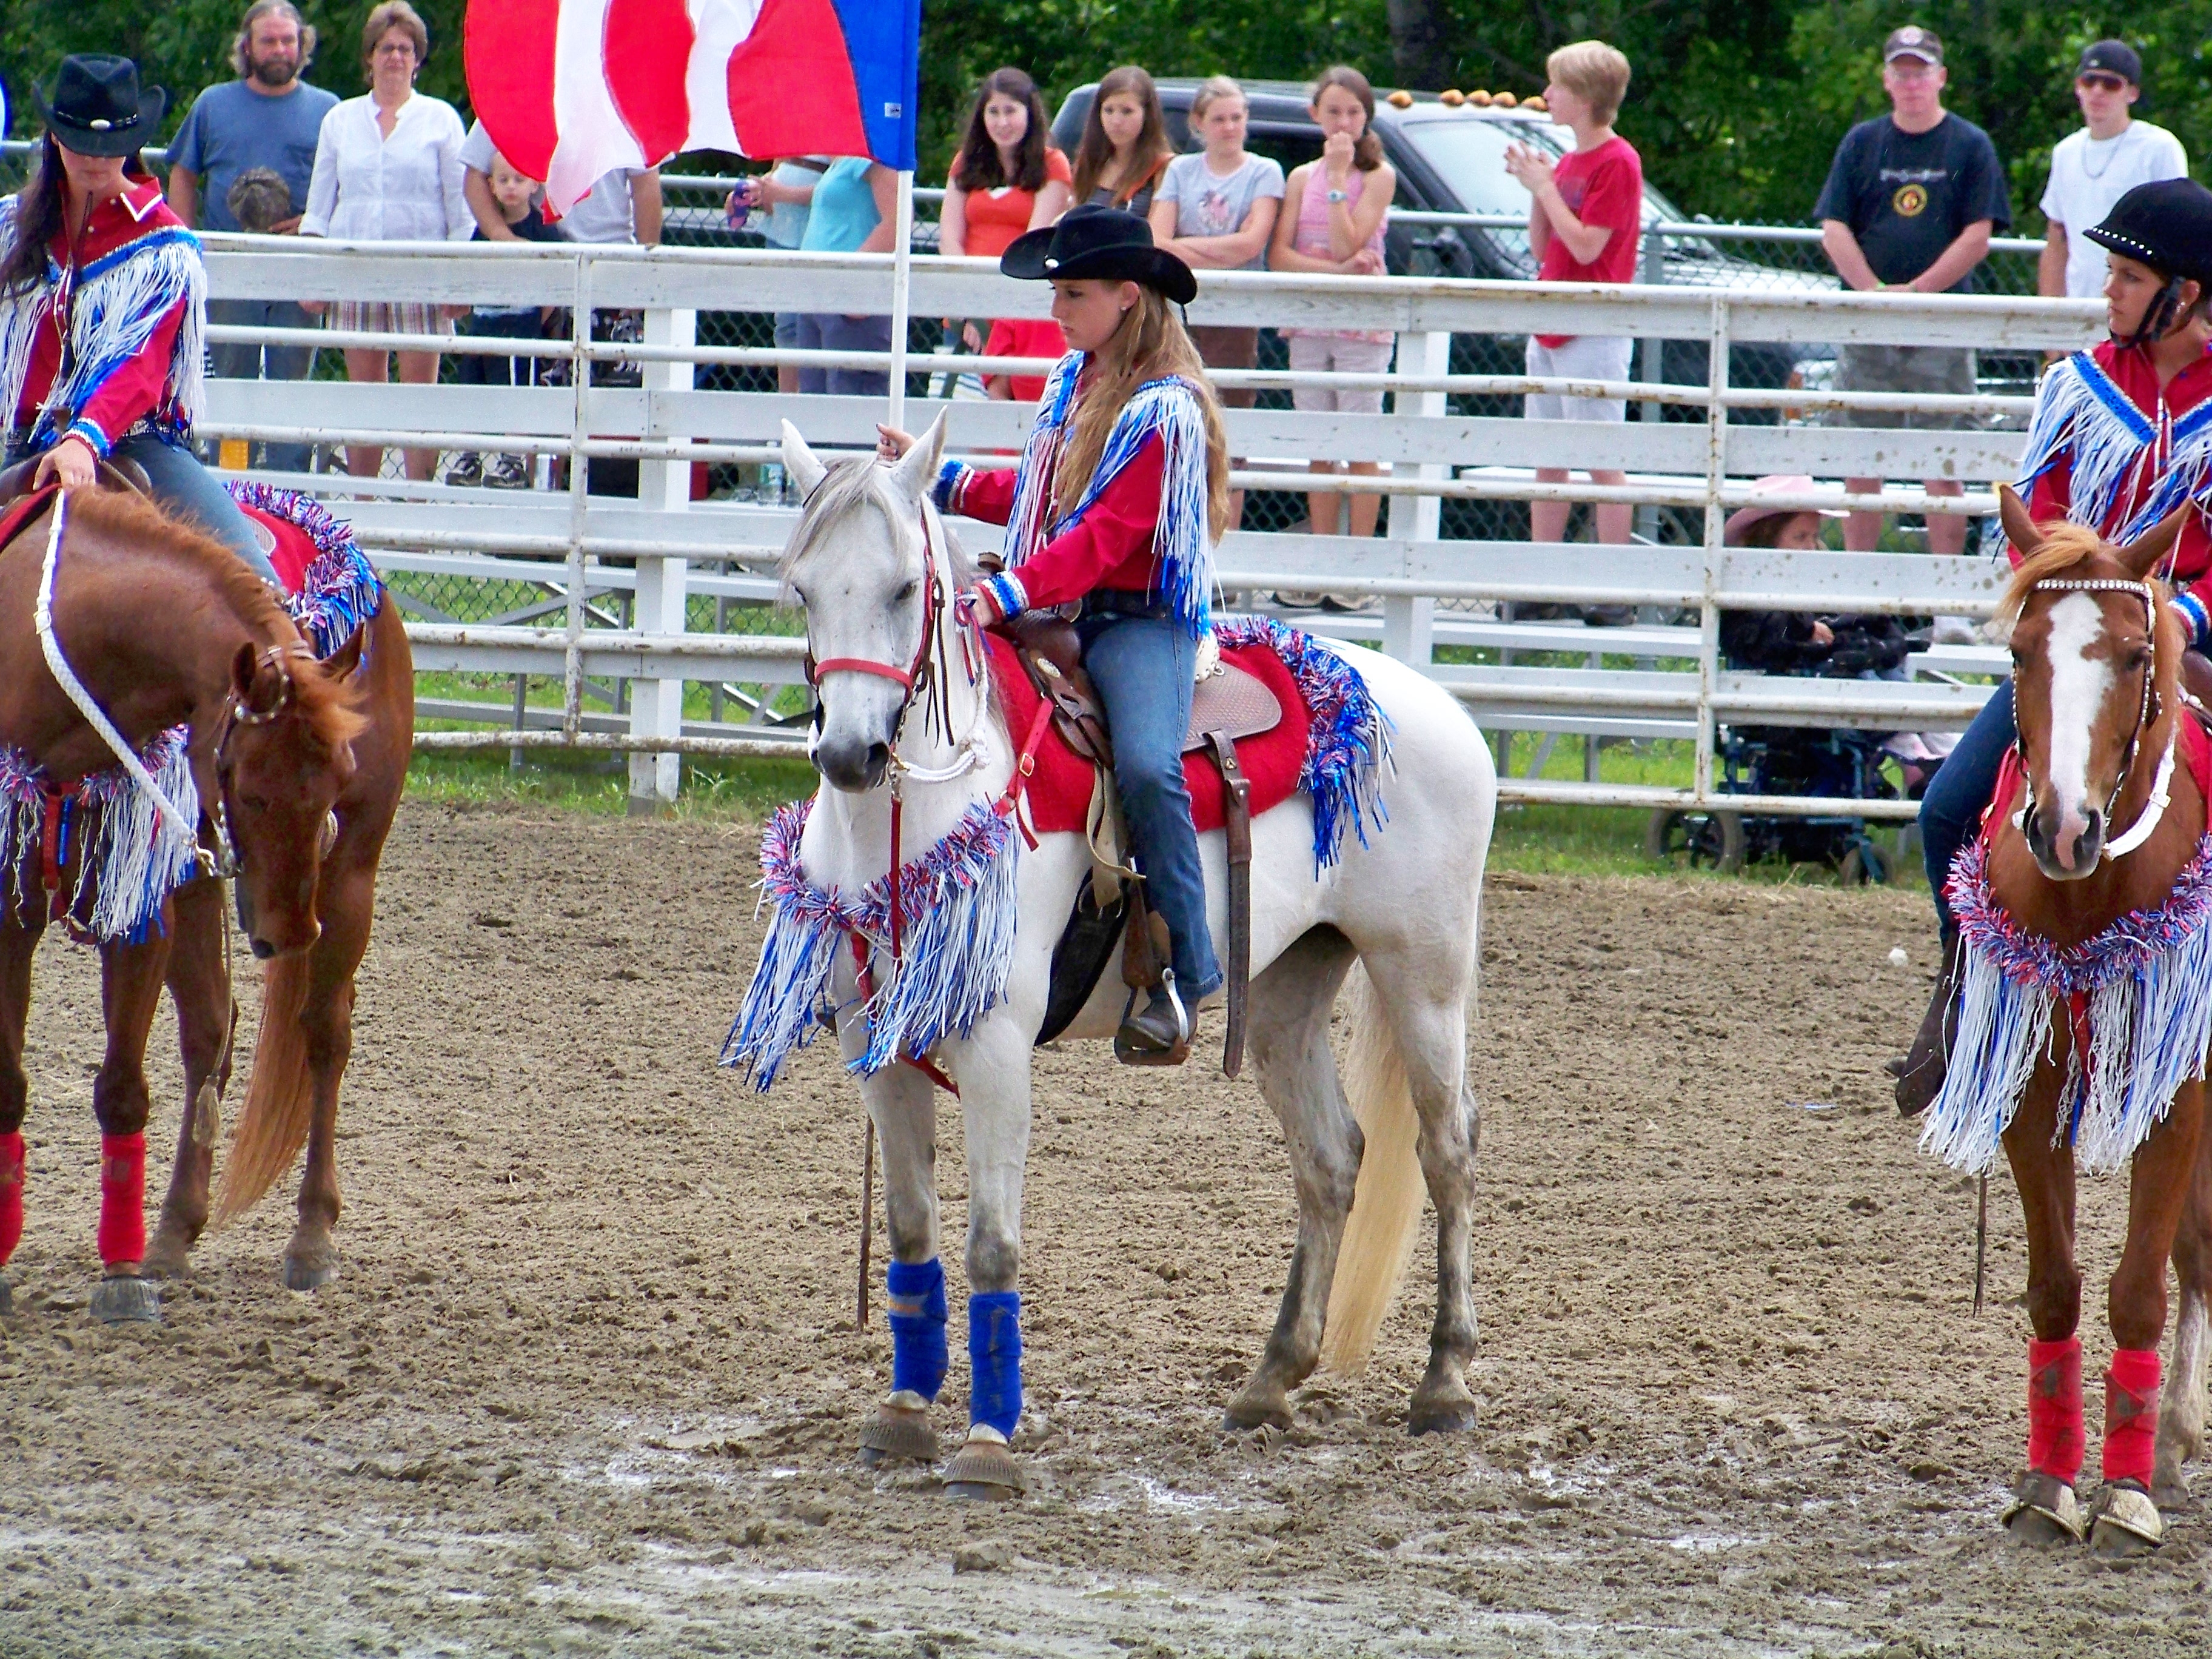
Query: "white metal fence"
181 234 2099 817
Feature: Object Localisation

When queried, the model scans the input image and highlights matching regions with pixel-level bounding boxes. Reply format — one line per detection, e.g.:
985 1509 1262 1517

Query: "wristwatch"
1326 188 1348 204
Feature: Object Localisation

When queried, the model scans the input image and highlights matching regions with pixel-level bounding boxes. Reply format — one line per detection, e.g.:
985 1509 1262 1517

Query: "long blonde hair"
1053 287 1231 542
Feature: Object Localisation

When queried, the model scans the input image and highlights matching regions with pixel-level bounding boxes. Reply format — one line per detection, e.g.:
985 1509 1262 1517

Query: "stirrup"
1114 974 1193 1067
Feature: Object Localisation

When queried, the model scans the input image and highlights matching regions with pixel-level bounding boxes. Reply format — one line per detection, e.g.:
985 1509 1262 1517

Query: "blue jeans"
1918 678 2013 936
794 312 892 397
1079 612 1224 999
7 432 280 588
206 297 317 474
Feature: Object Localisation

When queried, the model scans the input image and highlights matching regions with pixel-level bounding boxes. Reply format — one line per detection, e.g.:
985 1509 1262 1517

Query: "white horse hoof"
2089 1484 2163 1556
2002 1472 2083 1544
859 1394 940 1467
943 1427 1021 1501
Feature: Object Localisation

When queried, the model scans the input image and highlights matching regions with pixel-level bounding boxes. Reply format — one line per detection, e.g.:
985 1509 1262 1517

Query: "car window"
1396 117 1553 219
1238 124 1324 178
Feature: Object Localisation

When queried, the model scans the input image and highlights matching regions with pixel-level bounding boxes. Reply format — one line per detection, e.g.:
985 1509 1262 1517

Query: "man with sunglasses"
2039 41 2188 301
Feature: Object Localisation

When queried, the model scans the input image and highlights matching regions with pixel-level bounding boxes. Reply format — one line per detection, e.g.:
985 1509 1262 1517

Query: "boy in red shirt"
1504 40 1643 585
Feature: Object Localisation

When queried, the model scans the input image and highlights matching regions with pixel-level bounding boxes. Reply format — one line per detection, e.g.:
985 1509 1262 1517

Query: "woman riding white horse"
728 213 1499 1489
880 206 1226 1057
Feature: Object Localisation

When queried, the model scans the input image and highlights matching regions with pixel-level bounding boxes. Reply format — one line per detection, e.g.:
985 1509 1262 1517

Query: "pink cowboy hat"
1724 475 1847 546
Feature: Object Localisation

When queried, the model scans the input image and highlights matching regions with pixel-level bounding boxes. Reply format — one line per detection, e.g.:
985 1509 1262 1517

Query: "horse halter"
2011 575 2172 861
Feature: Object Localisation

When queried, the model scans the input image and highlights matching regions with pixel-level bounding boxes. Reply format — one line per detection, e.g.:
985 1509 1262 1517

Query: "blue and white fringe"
0 198 204 455
2017 350 2212 546
722 797 1022 1090
1921 836 2212 1175
0 728 200 944
1000 353 1216 635
1216 615 1395 873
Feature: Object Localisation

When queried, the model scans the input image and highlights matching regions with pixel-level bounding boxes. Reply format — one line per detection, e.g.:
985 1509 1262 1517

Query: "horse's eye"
893 579 917 605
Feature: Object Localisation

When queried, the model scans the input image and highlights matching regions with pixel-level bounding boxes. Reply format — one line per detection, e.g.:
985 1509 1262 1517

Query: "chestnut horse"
1920 485 2212 1554
0 484 411 1318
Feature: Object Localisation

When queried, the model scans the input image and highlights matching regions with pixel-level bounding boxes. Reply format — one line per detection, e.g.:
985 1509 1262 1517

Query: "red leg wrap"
2027 1335 2085 1483
2102 1347 2162 1487
0 1130 24 1267
97 1132 146 1269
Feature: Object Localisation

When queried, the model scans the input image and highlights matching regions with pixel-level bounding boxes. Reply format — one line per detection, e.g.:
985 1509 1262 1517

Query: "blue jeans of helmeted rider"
5 431 282 589
1919 677 2013 938
1078 603 1226 1003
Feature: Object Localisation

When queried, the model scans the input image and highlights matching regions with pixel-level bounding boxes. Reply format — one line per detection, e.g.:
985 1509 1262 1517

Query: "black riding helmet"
1000 204 1197 305
2082 178 2212 347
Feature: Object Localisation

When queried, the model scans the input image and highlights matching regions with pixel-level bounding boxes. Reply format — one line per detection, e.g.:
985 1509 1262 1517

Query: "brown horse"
0 484 411 1318
1921 485 2212 1554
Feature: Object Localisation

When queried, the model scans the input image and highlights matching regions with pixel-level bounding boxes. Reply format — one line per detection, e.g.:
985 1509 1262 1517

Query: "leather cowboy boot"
1888 927 1962 1118
1116 976 1194 1061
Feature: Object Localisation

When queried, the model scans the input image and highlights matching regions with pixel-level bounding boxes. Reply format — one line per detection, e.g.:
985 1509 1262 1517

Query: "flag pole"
888 169 914 431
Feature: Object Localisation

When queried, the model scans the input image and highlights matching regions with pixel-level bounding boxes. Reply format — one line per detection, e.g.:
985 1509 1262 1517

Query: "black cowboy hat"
1001 204 1196 306
2083 178 2212 287
32 55 166 158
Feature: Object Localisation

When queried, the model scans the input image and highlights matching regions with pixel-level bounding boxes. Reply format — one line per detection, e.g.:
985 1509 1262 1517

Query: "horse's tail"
210 955 315 1227
1320 961 1427 1375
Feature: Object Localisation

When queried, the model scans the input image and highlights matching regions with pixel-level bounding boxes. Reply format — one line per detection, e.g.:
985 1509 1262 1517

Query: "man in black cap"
2038 41 2189 301
1814 24 2012 557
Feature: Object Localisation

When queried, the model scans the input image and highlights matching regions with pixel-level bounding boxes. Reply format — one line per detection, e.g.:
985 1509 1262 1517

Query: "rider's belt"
1081 589 1171 621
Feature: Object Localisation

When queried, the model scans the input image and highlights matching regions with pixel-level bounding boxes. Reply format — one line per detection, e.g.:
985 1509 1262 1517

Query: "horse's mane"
66 488 368 752
777 456 976 600
2002 521 2184 716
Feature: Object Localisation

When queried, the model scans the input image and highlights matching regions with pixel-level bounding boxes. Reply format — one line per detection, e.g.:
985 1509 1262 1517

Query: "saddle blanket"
985 625 1312 836
0 483 383 942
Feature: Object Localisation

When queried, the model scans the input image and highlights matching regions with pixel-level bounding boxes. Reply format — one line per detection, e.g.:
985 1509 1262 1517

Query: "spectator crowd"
15 4 2201 554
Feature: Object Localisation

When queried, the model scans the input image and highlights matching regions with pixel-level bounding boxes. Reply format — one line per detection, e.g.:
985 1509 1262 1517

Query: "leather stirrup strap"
1204 729 1253 1079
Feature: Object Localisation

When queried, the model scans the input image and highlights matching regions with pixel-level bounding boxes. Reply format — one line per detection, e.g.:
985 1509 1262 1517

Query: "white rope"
33 491 214 876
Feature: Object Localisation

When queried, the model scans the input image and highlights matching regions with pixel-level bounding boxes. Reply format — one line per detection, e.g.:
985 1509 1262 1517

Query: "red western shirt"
945 432 1172 612
2019 337 2212 597
12 175 192 455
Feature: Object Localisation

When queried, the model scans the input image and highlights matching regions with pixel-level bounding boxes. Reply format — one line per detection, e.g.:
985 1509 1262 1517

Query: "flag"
463 0 922 212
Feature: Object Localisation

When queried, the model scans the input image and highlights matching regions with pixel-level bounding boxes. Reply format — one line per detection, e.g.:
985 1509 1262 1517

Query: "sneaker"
444 452 483 487
486 453 532 490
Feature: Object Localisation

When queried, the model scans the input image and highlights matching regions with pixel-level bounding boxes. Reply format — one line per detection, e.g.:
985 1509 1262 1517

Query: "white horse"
731 414 1497 1496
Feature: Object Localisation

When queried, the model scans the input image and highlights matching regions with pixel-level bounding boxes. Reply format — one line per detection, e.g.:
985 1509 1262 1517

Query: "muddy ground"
1 802 2206 1657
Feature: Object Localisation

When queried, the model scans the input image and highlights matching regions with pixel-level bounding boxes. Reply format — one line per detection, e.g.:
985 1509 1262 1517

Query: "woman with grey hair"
300 1 470 481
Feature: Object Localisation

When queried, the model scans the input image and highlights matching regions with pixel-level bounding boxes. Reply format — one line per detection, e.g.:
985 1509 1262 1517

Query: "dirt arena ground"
2 800 2208 1656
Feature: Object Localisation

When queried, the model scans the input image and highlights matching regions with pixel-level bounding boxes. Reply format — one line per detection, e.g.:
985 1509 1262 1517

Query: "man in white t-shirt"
2038 41 2188 300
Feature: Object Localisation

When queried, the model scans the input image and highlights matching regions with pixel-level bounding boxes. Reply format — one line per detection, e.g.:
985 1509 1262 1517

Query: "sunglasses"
2077 73 2130 93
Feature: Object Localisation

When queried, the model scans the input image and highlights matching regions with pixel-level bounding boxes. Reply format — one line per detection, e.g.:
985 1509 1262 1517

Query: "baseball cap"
2076 41 2142 85
1882 25 1944 65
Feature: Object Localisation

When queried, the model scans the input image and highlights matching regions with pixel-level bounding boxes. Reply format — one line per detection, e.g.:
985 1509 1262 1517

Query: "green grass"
405 736 1931 896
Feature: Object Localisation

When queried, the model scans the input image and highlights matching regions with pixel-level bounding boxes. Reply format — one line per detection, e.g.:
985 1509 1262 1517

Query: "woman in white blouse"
300 1 469 480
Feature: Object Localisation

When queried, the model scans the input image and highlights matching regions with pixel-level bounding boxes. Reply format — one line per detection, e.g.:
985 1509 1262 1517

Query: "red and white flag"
465 0 921 212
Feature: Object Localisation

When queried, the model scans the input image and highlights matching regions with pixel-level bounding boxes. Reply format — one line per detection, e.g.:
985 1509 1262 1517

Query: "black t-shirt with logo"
1812 113 2012 291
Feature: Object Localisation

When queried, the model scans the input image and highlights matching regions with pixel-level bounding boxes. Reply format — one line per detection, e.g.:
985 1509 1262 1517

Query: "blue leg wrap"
885 1258 948 1402
968 1290 1023 1437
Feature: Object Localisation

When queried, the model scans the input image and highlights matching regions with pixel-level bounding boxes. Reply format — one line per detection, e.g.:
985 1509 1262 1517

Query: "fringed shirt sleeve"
61 299 185 457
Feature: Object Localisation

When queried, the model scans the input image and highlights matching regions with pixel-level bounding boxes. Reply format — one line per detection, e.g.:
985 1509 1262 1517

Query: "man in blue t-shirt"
167 1 339 475
1814 24 2011 556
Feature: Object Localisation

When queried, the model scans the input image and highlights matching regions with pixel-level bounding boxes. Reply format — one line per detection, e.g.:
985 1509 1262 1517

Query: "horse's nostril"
250 937 276 960
866 742 892 777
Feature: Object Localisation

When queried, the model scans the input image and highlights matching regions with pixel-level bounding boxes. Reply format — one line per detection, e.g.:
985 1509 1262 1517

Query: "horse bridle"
2012 575 2172 860
800 505 990 965
210 643 341 879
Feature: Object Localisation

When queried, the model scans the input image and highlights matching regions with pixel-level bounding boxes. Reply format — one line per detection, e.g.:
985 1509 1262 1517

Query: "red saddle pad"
984 631 1312 836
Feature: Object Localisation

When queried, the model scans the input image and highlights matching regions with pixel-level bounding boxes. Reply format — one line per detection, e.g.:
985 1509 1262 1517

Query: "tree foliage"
4 1 2205 229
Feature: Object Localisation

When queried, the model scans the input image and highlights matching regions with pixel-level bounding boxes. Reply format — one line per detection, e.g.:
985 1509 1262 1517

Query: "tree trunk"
1387 0 1456 93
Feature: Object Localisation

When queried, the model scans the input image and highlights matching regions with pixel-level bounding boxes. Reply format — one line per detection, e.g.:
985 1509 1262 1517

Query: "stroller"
1646 611 1920 882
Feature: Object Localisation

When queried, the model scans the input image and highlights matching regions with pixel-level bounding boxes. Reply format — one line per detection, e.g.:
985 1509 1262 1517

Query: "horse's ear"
890 411 948 506
230 642 261 703
2116 505 2191 580
319 623 366 681
781 420 829 502
1997 483 2043 561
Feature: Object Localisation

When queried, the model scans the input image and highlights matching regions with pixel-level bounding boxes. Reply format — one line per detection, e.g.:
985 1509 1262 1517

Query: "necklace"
2080 127 2128 182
